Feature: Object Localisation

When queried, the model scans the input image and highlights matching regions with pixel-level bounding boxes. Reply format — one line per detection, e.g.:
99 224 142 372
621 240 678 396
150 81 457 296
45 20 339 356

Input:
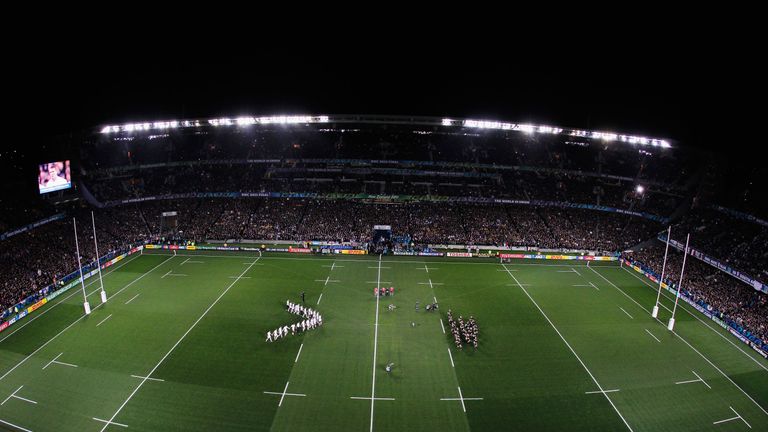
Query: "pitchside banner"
0 213 66 241
27 298 48 314
500 253 618 261
288 247 312 254
338 249 367 255
660 236 767 294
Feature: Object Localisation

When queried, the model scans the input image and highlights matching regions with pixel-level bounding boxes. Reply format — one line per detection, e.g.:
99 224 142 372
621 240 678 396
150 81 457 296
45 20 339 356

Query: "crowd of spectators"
0 207 147 314
135 198 659 251
84 162 683 217
2 198 663 313
670 207 768 283
626 242 767 346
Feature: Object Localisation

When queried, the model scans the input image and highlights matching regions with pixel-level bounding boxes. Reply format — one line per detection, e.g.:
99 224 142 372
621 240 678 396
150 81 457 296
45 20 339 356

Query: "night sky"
10 61 699 147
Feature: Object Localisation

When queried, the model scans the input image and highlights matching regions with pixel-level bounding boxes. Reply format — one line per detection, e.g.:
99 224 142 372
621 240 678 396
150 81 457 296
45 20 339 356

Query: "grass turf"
0 251 766 431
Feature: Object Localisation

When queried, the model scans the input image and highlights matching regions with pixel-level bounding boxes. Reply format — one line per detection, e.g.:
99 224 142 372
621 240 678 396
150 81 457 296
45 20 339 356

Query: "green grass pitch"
0 251 766 431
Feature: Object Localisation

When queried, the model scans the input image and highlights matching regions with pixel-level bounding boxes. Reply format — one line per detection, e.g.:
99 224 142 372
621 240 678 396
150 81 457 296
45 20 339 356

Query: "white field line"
350 396 395 401
317 275 341 285
621 266 768 373
731 406 752 429
457 386 467 412
1 385 23 406
712 407 751 428
161 269 172 279
645 329 661 343
52 361 78 368
124 293 140 305
589 266 768 416
180 257 190 265
130 375 164 382
0 256 175 382
96 253 261 432
674 379 701 385
0 252 142 344
229 276 252 279
278 381 291 407
502 264 634 431
585 389 621 394
447 348 455 368
572 267 582 277
317 293 323 305
96 314 113 327
712 416 739 426
440 319 446 334
0 418 33 432
93 417 128 428
263 391 306 397
295 344 304 363
691 370 711 390
440 386 483 414
12 394 37 405
369 254 383 432
588 282 600 291
41 352 64 370
417 266 438 271
619 307 634 319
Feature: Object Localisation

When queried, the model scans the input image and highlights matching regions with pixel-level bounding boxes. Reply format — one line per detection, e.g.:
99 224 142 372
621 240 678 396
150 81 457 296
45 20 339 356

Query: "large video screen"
38 160 72 194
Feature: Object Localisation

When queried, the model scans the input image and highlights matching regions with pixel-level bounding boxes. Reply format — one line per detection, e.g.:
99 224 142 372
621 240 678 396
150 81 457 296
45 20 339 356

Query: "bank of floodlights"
101 115 670 149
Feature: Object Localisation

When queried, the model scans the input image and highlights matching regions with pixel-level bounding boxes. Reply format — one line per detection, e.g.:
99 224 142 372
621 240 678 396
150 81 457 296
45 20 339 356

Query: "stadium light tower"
92 211 107 304
668 233 691 331
73 218 91 315
651 226 671 318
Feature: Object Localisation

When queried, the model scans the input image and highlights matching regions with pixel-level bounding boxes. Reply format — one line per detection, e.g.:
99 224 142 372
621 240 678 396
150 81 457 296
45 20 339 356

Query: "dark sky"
5 56 760 162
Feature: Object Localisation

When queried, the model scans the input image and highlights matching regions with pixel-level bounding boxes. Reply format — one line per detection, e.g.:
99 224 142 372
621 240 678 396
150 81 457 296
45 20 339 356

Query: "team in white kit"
266 300 324 342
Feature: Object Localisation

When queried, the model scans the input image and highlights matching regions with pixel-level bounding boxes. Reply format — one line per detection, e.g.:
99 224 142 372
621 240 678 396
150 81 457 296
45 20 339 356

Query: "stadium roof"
98 114 672 148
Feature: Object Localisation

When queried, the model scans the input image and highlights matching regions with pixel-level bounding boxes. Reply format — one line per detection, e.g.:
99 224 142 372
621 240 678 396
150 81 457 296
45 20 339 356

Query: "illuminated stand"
91 211 107 304
652 226 672 318
668 233 691 331
73 218 91 315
